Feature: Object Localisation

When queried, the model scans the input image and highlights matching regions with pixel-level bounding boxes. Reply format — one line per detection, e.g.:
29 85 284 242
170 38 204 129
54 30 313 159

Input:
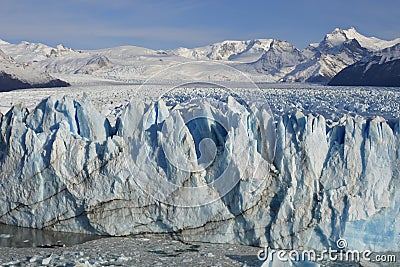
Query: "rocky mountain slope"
280 29 369 83
0 48 69 92
172 27 400 83
329 43 400 86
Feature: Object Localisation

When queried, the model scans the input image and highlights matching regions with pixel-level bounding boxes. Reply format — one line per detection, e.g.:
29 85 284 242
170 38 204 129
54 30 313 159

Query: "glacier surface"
0 95 399 252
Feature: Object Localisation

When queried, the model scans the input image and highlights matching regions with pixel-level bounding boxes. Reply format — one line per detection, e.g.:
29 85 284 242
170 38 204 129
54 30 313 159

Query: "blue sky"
0 0 399 50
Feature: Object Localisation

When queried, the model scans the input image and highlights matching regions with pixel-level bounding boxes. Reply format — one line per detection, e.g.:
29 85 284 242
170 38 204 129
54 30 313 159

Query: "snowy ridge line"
0 95 399 252
1 27 400 86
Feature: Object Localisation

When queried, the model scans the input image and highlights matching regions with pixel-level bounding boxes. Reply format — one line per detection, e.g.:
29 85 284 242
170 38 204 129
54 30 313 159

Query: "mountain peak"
331 27 358 34
323 28 351 47
342 27 365 39
323 27 400 51
345 26 358 33
0 39 10 45
327 27 362 38
332 27 345 33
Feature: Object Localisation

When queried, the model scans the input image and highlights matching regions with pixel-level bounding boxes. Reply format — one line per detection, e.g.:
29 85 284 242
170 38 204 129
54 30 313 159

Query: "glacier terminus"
0 90 399 253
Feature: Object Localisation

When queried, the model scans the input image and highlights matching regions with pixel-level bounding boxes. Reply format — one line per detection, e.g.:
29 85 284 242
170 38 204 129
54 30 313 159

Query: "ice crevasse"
0 95 399 252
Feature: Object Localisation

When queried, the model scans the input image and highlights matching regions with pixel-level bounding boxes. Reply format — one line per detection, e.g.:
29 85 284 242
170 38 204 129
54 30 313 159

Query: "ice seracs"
0 95 398 252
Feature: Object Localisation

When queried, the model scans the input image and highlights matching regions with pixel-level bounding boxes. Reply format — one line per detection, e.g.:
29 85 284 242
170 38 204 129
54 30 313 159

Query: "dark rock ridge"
329 58 400 87
0 71 70 92
0 48 70 92
329 43 400 87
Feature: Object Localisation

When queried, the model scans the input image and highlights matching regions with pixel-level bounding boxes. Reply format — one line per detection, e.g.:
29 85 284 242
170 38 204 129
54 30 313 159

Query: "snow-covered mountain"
341 27 400 51
0 48 69 91
281 30 369 83
249 40 306 80
0 27 399 85
171 39 273 62
274 27 400 83
169 28 400 83
0 39 9 45
329 43 400 86
171 28 400 83
0 41 173 79
0 41 76 63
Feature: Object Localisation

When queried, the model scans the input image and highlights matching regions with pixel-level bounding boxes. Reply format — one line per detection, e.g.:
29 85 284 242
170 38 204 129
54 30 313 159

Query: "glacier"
0 95 399 252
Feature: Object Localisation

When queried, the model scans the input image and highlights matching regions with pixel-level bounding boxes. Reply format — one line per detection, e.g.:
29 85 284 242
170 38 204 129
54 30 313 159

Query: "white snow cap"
330 27 400 51
0 38 10 45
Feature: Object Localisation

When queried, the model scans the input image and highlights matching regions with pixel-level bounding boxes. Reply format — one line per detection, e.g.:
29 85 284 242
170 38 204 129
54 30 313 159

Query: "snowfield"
1 81 399 122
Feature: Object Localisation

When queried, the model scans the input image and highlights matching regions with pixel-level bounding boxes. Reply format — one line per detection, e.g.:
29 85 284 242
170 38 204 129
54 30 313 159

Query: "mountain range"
0 27 399 89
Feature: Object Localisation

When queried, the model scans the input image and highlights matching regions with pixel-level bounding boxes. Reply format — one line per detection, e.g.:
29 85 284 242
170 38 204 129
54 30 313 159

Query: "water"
0 223 103 248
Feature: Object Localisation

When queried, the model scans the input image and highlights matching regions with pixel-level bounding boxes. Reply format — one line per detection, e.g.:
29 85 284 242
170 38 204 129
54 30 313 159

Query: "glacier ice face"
0 95 399 252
